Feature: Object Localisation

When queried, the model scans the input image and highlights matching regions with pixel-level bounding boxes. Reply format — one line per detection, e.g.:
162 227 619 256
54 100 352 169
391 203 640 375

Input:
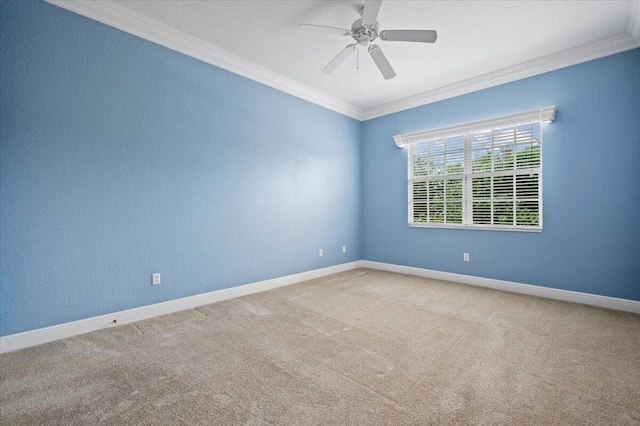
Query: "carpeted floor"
1 268 639 425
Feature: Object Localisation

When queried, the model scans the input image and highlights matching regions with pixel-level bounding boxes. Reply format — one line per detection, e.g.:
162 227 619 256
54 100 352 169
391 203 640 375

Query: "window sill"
408 223 542 232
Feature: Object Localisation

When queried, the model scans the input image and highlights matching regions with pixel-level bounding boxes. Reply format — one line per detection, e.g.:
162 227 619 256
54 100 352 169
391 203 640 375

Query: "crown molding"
363 32 640 120
45 0 365 121
628 1 640 41
47 1 639 123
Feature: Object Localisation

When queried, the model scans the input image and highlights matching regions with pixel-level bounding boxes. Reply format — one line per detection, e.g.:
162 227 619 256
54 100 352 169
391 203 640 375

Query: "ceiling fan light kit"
299 0 437 80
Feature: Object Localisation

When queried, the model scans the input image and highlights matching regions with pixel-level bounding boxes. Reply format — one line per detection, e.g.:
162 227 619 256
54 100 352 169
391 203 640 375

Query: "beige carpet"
1 268 639 425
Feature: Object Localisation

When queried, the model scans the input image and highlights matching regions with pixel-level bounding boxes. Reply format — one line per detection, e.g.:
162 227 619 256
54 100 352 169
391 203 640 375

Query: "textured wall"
0 2 361 336
2 2 639 338
361 48 640 301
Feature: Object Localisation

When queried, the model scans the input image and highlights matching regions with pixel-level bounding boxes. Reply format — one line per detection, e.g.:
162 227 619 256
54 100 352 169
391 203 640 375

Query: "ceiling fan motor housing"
351 18 379 46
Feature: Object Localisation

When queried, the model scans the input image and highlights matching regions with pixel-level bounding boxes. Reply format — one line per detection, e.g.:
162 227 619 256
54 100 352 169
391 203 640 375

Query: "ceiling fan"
298 0 437 80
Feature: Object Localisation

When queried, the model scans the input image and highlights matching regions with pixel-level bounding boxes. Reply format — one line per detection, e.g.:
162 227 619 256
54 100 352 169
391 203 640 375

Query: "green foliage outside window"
412 144 540 226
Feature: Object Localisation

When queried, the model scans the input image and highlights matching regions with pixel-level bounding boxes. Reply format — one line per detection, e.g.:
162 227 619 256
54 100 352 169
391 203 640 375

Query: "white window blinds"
410 135 465 225
402 106 555 231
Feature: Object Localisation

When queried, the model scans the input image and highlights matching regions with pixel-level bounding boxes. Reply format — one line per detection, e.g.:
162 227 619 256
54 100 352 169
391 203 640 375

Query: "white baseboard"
3 260 638 353
361 260 640 314
0 261 363 354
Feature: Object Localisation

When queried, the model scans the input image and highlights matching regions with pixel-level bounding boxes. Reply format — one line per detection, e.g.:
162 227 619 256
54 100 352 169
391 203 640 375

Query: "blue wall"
2 2 639 337
362 48 640 301
0 1 361 336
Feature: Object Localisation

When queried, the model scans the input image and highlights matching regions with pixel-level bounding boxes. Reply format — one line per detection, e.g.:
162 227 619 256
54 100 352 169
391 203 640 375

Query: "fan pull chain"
356 45 360 74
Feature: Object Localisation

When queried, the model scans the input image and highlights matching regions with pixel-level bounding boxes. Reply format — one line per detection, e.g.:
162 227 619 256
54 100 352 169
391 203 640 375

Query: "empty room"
1 0 639 424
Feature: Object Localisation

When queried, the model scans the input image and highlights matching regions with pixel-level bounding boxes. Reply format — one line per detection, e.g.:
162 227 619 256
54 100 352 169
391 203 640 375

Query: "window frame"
397 107 556 232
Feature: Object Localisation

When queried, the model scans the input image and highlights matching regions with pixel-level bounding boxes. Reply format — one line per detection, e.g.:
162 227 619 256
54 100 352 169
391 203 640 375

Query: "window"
395 106 556 231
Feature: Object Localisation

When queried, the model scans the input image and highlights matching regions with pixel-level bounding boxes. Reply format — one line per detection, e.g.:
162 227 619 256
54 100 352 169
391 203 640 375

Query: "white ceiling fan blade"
368 45 396 80
298 24 351 36
361 0 382 26
380 29 438 43
322 44 357 74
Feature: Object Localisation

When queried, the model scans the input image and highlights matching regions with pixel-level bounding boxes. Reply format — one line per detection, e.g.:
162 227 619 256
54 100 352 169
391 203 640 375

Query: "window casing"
399 107 555 232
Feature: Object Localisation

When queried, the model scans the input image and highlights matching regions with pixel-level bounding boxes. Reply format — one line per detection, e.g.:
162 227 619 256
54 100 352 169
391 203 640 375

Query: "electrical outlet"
463 253 469 262
342 246 347 253
319 249 323 257
152 273 161 285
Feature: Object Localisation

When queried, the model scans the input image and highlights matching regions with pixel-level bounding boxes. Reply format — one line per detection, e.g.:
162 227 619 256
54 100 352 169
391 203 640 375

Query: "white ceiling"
51 1 640 119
